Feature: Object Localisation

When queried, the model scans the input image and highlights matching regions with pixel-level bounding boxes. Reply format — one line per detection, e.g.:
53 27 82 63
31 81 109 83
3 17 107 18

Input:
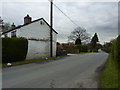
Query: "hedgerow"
76 44 88 52
2 37 28 63
111 35 120 63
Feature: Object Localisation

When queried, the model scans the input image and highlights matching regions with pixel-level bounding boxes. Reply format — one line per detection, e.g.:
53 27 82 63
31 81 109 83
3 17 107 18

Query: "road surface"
2 52 108 88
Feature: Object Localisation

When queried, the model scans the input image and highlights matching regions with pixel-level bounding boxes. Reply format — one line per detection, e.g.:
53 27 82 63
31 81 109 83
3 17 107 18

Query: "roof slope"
2 18 58 34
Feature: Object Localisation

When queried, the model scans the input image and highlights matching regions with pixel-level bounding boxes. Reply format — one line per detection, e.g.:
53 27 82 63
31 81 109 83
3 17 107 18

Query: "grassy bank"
99 54 118 88
2 55 68 68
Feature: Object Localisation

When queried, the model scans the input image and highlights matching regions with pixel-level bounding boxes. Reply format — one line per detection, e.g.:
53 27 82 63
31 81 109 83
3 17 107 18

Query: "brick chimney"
24 14 32 24
11 23 16 29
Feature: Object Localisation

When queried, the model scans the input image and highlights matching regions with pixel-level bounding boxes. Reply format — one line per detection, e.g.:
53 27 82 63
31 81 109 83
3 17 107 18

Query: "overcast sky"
0 0 118 44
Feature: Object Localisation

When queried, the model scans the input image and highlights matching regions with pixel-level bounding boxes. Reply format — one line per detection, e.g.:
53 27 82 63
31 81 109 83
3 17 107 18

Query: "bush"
111 41 116 58
111 35 120 64
76 45 88 52
81 45 88 52
56 50 67 56
102 47 111 53
115 35 120 64
2 37 28 63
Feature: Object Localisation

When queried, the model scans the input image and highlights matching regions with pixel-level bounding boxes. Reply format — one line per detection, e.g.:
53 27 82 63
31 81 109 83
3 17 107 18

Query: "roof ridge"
2 18 58 34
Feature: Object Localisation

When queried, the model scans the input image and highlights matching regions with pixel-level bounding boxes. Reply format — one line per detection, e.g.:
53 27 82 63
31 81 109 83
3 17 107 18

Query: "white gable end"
17 19 50 40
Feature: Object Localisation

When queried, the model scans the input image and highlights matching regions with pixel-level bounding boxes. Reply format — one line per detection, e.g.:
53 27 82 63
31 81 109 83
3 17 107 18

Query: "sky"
0 0 119 44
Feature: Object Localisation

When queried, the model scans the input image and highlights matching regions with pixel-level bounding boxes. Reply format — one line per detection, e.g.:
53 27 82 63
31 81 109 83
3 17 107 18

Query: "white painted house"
1 15 58 60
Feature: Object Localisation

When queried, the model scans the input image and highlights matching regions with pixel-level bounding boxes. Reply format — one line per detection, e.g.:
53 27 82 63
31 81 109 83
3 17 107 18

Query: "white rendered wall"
7 32 11 37
26 40 50 60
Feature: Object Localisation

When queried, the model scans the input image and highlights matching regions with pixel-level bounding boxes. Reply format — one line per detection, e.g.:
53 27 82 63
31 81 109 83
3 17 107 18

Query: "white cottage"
2 15 58 60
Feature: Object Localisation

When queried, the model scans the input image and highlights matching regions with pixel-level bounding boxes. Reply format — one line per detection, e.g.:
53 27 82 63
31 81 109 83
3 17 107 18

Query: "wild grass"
99 54 118 88
2 55 68 68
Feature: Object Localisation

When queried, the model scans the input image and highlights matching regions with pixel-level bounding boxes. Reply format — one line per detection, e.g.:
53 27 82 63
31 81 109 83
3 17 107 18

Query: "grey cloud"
2 2 49 25
1 1 118 44
53 2 118 43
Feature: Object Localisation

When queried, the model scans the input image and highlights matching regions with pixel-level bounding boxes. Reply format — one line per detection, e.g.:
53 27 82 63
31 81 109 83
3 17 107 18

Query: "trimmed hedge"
2 37 28 63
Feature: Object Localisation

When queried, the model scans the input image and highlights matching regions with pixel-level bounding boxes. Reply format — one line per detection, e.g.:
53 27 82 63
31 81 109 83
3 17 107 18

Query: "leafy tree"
90 33 99 52
68 27 90 44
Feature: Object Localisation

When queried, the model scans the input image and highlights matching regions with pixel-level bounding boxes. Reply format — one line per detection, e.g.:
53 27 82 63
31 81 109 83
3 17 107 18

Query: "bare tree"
3 23 10 32
68 27 90 43
0 17 10 33
0 17 3 24
0 17 4 34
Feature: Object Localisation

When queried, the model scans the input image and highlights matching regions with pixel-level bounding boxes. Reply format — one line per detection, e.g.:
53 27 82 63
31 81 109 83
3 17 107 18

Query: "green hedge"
99 36 120 88
76 45 88 52
81 45 88 52
116 35 120 63
111 35 120 64
2 37 28 63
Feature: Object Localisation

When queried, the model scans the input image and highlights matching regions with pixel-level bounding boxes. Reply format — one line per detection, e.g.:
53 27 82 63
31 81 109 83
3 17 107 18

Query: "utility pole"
50 0 53 57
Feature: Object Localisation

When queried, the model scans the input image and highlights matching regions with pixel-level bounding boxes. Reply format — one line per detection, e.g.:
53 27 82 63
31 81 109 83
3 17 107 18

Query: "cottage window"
40 21 44 25
11 31 16 37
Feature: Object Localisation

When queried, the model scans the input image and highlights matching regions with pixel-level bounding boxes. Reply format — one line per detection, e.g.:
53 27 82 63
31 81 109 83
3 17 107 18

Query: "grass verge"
2 55 68 68
99 54 118 88
70 52 90 54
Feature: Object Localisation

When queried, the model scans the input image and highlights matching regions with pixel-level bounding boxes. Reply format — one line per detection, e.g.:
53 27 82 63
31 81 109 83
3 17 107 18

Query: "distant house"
1 14 58 59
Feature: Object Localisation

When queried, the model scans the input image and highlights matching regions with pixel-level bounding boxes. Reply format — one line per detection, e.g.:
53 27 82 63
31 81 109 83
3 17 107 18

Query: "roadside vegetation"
99 35 120 88
2 55 68 68
99 54 118 88
2 37 28 63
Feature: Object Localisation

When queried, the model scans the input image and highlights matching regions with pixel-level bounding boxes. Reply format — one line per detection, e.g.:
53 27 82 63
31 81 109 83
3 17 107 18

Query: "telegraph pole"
50 0 53 57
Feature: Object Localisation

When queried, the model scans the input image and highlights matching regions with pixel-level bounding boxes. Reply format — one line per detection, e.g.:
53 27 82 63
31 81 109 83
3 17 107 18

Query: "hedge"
2 37 28 63
111 35 120 64
116 35 120 63
56 50 67 56
76 45 88 52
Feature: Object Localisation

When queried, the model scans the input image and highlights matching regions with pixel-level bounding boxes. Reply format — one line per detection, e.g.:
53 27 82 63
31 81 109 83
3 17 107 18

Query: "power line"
53 3 82 43
53 3 80 28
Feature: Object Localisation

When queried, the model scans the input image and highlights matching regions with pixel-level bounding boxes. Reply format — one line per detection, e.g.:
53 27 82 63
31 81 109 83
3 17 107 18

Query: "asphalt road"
2 52 108 88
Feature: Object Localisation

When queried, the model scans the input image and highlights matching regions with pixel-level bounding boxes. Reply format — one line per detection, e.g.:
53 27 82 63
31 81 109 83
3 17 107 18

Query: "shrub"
115 35 120 63
81 45 88 52
2 37 28 63
76 45 88 52
111 35 120 64
56 50 67 56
